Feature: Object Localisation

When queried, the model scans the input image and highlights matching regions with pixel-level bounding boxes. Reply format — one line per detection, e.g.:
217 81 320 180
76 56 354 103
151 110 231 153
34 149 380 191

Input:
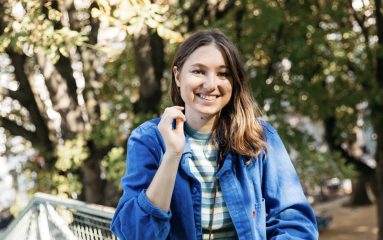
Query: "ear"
173 66 180 87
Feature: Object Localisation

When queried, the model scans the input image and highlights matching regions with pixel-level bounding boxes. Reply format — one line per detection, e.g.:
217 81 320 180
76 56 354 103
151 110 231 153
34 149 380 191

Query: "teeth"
199 94 216 100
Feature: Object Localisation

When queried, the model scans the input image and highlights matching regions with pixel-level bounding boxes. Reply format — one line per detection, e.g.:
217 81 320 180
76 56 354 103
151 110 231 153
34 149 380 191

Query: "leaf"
59 46 69 57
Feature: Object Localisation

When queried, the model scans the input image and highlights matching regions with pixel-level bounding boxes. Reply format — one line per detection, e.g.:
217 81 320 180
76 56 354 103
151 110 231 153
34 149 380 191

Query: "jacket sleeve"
262 123 318 240
110 125 171 240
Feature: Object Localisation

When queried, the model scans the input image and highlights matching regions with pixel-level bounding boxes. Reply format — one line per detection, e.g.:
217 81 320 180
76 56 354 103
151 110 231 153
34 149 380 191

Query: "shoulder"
136 117 161 130
257 119 286 150
128 118 166 157
129 117 163 142
132 117 160 132
257 119 277 136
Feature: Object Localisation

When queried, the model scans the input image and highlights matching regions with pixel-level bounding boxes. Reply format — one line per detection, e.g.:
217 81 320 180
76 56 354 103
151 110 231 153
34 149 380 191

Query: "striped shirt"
184 123 237 239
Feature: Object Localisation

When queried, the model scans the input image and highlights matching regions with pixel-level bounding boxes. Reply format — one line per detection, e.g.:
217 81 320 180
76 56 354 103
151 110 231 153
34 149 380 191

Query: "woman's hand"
146 106 186 212
158 106 186 157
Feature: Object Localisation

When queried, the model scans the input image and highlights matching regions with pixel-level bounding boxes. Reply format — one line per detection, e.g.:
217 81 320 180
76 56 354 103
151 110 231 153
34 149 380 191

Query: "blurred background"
0 0 382 239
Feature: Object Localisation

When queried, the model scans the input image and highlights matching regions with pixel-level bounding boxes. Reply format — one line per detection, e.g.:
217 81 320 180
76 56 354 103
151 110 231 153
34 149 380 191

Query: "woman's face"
174 44 233 120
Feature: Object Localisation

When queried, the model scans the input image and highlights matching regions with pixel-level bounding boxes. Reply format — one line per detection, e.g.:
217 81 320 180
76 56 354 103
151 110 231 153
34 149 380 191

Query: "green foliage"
272 118 356 187
20 137 87 199
94 0 183 42
2 0 380 203
55 137 89 171
23 160 82 199
1 0 88 62
52 173 82 198
101 147 125 188
294 147 357 190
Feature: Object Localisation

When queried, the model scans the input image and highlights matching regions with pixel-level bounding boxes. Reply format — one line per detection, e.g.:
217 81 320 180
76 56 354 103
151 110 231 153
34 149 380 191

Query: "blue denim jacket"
111 118 318 239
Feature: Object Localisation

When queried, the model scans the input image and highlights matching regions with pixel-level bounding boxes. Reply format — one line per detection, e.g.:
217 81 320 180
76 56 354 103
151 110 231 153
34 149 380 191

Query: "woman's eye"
191 70 205 75
218 72 230 77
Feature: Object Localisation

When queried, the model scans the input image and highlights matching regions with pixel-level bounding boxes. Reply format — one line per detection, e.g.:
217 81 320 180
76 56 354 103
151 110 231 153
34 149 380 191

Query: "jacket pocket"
253 198 266 239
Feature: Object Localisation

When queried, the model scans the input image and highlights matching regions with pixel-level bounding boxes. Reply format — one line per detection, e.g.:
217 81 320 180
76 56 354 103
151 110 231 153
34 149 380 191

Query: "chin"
196 109 220 117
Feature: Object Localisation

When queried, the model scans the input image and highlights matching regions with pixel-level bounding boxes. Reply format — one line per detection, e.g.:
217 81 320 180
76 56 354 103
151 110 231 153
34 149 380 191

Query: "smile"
196 94 219 101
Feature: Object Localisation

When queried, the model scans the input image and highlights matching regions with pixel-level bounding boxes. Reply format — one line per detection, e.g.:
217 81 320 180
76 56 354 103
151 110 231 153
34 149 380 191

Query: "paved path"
318 200 377 240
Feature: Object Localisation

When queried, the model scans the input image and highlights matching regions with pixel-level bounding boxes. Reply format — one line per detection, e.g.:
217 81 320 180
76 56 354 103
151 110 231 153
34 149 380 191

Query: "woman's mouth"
196 94 219 101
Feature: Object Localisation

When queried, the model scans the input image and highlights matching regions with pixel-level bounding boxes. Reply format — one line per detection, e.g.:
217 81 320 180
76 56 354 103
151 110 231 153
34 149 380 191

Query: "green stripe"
201 200 226 208
191 154 216 161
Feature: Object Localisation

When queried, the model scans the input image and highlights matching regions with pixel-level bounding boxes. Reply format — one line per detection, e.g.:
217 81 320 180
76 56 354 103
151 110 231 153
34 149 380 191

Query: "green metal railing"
0 193 118 240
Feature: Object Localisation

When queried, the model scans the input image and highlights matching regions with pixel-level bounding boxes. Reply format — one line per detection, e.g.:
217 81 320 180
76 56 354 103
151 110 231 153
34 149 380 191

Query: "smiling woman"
173 45 233 132
110 29 318 240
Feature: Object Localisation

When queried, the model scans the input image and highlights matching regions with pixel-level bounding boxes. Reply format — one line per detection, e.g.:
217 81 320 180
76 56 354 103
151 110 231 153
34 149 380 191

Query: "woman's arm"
262 123 318 240
146 106 185 212
111 107 185 240
110 125 171 240
145 151 183 212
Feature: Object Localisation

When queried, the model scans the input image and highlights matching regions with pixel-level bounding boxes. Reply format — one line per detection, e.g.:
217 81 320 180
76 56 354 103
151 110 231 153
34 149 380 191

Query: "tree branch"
347 0 374 68
6 50 54 150
66 1 101 126
374 0 383 87
234 4 246 44
215 0 236 20
0 2 6 35
324 116 375 175
0 117 40 144
82 1 102 125
41 0 79 106
54 56 79 106
182 0 206 32
133 25 162 114
264 23 285 80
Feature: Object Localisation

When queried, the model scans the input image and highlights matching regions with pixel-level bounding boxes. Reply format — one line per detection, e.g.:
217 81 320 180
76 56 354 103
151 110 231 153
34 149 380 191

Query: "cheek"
223 82 233 97
228 85 233 95
179 84 192 101
179 78 197 95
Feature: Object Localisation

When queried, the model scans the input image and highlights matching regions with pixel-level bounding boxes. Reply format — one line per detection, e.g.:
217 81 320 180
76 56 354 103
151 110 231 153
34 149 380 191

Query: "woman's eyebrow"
190 63 228 69
190 63 206 68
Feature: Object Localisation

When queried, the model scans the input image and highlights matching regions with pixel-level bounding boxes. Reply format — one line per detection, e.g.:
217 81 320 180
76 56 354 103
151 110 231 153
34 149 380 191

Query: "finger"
175 118 185 132
172 106 184 110
161 106 183 117
170 111 186 122
159 110 185 130
162 109 186 122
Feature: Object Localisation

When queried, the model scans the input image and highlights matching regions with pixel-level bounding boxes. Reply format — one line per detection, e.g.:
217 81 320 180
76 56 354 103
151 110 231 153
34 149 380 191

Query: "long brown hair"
170 29 265 158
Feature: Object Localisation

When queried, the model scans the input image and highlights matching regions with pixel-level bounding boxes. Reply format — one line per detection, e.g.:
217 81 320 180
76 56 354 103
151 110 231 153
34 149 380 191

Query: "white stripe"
190 164 215 173
188 143 217 150
201 191 223 199
202 231 237 239
201 206 229 215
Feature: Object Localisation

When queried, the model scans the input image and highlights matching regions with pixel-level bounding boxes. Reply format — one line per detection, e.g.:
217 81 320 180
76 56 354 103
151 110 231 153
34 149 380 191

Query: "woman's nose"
203 73 217 90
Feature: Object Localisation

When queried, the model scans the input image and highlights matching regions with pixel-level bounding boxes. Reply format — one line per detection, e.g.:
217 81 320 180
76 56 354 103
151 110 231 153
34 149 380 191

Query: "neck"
185 112 218 133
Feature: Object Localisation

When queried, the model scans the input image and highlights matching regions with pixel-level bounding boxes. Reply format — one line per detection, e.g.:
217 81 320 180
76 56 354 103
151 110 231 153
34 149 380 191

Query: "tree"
229 0 383 237
0 0 180 205
2 0 383 237
0 0 111 205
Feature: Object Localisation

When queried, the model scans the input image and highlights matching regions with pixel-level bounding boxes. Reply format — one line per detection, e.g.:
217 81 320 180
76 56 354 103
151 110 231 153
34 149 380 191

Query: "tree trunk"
350 176 373 205
373 0 383 238
80 157 104 204
5 51 54 151
133 26 163 115
36 53 85 140
1 0 119 206
78 140 121 205
375 119 383 240
324 116 375 205
103 180 121 206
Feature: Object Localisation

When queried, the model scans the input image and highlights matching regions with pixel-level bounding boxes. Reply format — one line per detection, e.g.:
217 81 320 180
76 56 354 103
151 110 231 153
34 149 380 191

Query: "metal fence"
0 193 118 240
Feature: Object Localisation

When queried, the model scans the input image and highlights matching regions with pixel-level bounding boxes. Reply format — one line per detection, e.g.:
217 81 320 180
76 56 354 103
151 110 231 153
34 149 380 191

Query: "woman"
111 30 318 239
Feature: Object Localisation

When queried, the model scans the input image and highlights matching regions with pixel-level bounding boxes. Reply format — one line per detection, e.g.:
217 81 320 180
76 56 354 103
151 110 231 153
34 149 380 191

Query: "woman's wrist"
163 150 183 162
